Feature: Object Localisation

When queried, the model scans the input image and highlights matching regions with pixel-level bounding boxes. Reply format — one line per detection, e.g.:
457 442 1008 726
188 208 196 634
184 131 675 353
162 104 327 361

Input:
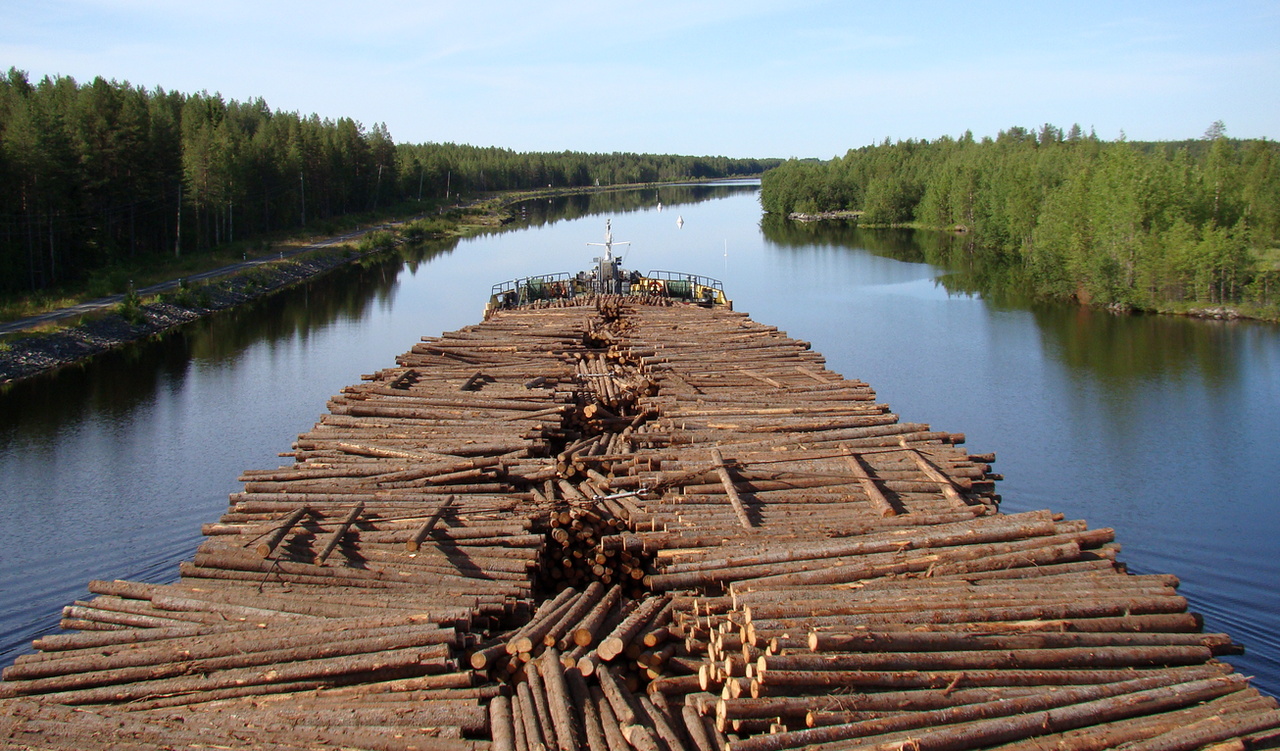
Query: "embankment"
0 247 375 385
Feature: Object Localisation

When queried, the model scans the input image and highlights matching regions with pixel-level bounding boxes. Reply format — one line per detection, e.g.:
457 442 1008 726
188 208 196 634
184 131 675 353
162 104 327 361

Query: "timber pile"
2 295 1278 751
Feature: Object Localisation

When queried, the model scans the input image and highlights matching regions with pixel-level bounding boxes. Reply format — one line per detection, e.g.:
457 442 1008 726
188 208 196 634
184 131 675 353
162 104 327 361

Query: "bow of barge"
486 219 731 318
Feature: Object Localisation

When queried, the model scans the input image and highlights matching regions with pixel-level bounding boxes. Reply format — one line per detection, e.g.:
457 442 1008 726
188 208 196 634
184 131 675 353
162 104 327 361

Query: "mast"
586 219 631 294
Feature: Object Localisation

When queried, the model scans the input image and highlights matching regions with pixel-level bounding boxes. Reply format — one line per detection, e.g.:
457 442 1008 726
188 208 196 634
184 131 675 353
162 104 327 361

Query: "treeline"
396 143 773 198
0 69 774 296
760 124 1280 311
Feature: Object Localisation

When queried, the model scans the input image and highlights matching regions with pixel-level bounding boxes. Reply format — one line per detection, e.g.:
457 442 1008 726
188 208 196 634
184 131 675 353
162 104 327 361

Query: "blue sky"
4 0 1277 158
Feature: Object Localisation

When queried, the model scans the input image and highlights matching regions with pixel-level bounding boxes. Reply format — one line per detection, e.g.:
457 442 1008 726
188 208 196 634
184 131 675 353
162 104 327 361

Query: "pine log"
408 494 457 551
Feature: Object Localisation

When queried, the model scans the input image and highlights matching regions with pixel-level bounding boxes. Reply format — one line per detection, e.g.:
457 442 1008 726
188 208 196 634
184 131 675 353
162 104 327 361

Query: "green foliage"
116 287 144 324
161 278 198 308
760 160 848 215
86 268 135 298
395 142 775 200
357 231 396 253
400 218 449 242
0 67 779 300
861 175 922 224
760 124 1280 312
236 266 274 293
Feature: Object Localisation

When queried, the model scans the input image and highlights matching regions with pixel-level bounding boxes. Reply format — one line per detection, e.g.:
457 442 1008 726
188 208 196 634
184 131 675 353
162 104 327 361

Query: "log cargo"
1 237 1276 750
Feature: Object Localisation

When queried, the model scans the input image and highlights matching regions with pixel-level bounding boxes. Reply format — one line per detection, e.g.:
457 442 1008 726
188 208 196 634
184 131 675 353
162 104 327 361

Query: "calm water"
1 183 1277 695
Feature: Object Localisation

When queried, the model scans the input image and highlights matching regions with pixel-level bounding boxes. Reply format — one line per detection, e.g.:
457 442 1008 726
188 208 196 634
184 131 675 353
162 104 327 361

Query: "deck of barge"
2 297 1277 751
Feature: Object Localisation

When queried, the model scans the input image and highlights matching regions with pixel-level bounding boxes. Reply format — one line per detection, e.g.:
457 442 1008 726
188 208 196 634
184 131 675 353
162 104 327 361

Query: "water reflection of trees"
759 215 1243 384
503 183 760 233
761 214 1036 306
184 247 449 361
0 244 458 442
0 335 196 443
1030 306 1240 385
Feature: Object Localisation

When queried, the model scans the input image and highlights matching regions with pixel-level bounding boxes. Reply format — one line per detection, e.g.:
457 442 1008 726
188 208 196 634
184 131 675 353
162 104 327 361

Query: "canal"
1 182 1276 695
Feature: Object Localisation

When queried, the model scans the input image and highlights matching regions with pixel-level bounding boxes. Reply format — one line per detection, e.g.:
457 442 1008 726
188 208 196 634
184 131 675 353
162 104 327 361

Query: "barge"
1 227 1278 750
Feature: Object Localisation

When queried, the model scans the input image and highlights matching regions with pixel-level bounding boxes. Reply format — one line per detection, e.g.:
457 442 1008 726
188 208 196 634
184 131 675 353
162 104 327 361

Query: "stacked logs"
544 503 655 592
3 295 1278 751
468 583 685 682
0 304 615 749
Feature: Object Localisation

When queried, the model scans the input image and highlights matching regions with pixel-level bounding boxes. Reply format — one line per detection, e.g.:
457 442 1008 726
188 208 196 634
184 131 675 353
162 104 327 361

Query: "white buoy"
677 215 684 228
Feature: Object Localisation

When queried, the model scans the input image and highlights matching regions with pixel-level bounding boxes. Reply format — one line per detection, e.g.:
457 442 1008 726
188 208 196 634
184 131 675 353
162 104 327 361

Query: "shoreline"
0 244 389 386
774 213 1276 324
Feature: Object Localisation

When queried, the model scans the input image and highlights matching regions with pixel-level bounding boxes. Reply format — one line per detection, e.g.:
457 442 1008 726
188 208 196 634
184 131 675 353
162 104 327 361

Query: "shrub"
357 231 396 253
116 288 145 324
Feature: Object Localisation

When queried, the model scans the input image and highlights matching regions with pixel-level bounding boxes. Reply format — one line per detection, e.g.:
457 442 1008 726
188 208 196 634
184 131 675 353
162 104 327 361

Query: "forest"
760 124 1280 314
0 69 775 297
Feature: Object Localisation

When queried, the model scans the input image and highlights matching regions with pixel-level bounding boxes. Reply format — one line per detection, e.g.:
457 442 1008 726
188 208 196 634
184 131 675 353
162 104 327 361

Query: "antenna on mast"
587 218 630 262
586 219 632 294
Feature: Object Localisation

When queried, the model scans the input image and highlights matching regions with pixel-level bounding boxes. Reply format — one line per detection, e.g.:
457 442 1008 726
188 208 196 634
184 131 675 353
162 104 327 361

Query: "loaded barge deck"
2 295 1277 750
